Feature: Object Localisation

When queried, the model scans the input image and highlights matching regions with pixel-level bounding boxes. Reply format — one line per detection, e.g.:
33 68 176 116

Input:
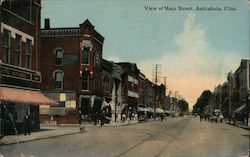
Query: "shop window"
15 34 22 66
55 48 64 65
3 29 11 64
25 39 32 69
54 71 63 89
82 73 89 90
82 47 90 64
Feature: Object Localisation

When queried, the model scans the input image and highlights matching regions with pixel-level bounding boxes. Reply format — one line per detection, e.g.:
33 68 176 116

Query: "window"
25 39 32 69
55 71 63 89
3 29 11 63
82 47 90 64
55 48 63 65
2 0 33 23
82 73 89 90
15 34 22 66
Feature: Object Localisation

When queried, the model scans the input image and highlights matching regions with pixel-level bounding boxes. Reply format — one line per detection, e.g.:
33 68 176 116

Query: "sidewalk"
0 125 82 146
224 119 250 130
0 118 161 146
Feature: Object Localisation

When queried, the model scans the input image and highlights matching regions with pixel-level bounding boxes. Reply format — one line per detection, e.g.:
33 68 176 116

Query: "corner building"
40 19 104 124
0 0 56 135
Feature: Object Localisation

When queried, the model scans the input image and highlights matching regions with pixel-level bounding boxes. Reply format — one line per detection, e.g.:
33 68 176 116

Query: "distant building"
109 62 124 122
0 0 56 135
138 72 146 106
155 84 166 109
211 59 250 121
40 19 104 124
117 62 140 119
232 60 249 118
144 79 154 108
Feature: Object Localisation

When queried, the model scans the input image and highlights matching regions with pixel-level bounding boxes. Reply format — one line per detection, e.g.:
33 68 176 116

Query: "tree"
177 99 189 112
193 90 212 114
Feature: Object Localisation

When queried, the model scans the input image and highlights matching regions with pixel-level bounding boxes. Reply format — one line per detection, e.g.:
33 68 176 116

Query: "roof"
0 87 57 105
41 19 104 43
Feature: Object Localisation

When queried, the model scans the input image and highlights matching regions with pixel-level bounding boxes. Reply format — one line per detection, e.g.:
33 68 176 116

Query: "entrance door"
80 98 91 121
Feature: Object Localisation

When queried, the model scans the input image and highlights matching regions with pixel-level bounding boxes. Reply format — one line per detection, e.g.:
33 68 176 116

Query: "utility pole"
162 76 167 112
152 64 161 119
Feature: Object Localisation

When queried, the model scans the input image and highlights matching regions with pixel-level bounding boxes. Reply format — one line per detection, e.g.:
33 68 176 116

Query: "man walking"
23 113 31 135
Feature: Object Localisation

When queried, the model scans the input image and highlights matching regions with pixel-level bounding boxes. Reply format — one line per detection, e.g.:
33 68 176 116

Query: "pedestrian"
100 110 105 127
160 113 164 122
122 114 126 122
200 113 203 122
23 113 31 135
219 114 224 123
93 112 98 125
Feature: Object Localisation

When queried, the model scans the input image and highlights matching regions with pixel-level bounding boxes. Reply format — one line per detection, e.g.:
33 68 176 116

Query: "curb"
225 122 250 130
0 130 84 146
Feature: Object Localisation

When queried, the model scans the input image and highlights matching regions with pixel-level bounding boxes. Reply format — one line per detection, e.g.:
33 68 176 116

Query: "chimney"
44 18 50 29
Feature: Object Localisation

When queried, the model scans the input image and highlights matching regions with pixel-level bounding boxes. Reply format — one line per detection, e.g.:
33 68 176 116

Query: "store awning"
233 104 246 113
156 108 164 113
0 87 57 105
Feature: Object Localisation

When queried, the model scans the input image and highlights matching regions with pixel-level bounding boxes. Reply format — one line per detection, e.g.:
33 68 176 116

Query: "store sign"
0 64 41 83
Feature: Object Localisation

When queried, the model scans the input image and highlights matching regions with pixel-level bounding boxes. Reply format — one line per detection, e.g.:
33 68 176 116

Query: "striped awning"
0 86 57 105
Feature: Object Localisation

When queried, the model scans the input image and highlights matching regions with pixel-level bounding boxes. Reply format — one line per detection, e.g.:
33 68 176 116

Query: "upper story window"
82 73 89 90
25 39 32 69
82 47 90 64
15 34 22 66
54 70 63 90
55 48 64 65
2 0 34 23
103 75 110 92
3 29 11 64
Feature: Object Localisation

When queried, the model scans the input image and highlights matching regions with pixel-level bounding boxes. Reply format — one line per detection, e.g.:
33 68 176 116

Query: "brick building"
144 79 154 108
40 19 104 124
117 62 140 119
138 72 146 106
0 0 56 135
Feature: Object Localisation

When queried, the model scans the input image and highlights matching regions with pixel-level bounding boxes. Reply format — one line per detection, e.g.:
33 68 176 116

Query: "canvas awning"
156 108 164 113
0 87 57 105
137 107 148 112
234 104 246 113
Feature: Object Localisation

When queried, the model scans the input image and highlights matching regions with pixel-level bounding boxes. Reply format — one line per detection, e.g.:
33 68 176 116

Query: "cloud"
138 12 241 109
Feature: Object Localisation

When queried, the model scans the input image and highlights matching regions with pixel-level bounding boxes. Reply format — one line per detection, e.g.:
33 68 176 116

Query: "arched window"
55 48 64 65
54 70 63 89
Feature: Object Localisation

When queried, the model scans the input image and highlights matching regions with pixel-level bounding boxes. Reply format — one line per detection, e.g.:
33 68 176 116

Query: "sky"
41 0 250 109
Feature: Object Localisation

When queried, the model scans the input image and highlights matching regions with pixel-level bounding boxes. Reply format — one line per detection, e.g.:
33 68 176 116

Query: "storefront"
0 87 57 135
0 63 57 135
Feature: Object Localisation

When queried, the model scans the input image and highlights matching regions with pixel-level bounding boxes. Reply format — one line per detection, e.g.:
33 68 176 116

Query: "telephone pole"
162 76 167 111
152 64 161 119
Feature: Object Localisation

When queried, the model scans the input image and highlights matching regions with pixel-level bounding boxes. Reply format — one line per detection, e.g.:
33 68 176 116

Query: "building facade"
138 72 146 106
0 0 56 135
118 62 140 119
210 59 250 124
40 19 104 124
144 79 154 108
110 62 124 122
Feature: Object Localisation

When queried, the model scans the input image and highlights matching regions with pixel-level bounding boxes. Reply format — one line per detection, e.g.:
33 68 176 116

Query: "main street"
0 116 249 157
